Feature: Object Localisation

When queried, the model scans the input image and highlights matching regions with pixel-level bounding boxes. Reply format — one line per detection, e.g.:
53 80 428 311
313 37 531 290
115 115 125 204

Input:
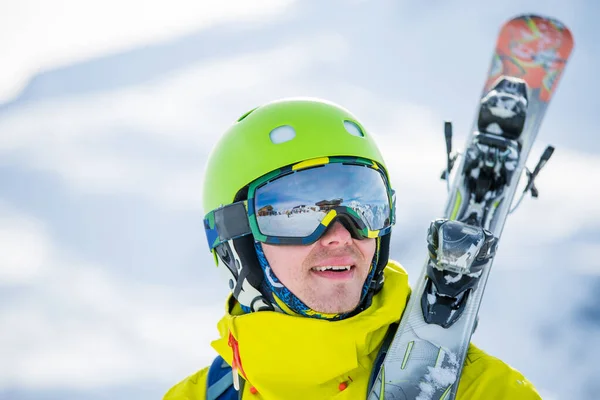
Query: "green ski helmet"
203 97 394 318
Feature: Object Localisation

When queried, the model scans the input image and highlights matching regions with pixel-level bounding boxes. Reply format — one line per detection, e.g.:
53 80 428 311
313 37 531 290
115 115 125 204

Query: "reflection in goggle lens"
254 163 391 238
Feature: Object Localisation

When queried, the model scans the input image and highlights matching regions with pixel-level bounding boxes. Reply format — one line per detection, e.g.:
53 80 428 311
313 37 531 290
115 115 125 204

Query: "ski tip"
506 14 574 44
486 13 574 103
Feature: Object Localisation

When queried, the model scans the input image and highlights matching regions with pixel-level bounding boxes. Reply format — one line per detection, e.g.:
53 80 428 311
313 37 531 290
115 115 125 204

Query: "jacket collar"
210 261 410 397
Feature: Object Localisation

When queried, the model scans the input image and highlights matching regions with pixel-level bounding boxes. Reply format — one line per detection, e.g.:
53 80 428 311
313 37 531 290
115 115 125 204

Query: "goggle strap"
204 201 252 249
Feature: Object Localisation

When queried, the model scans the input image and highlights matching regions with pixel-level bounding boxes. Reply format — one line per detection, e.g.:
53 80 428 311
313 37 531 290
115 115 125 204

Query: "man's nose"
319 221 352 246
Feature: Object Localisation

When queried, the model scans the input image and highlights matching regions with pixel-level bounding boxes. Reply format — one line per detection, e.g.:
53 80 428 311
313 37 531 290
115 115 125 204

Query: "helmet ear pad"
214 235 274 312
212 185 276 312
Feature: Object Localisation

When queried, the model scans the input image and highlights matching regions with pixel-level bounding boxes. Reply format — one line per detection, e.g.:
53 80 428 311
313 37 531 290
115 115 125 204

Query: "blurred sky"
0 1 599 399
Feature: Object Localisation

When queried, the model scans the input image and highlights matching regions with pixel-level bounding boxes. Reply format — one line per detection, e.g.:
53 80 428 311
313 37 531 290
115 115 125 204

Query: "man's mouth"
310 265 355 280
312 265 352 272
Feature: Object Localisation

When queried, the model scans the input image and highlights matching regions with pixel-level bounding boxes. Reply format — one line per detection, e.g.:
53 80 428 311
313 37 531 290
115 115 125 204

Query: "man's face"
261 222 376 314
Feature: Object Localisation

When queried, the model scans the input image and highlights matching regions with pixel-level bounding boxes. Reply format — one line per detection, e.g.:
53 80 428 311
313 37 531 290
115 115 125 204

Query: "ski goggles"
204 156 396 250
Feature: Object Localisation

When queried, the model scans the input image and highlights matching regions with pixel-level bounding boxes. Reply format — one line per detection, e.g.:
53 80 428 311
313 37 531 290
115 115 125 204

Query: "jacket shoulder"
386 259 409 276
458 343 541 400
163 366 209 400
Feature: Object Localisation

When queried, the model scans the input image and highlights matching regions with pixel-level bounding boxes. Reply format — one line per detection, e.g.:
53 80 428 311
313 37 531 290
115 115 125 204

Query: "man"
164 98 541 399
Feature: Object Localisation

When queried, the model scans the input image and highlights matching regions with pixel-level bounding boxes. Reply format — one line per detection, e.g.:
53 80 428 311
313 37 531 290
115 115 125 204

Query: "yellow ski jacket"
164 261 541 399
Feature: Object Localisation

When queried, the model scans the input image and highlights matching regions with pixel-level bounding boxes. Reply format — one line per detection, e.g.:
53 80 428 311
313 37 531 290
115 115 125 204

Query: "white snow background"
0 1 598 399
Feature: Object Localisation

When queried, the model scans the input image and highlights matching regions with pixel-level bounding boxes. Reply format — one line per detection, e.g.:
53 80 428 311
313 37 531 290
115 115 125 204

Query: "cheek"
357 239 377 261
261 244 311 277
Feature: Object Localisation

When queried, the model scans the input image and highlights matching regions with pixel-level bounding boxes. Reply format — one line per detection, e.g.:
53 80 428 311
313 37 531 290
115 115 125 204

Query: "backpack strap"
367 322 399 395
206 356 239 400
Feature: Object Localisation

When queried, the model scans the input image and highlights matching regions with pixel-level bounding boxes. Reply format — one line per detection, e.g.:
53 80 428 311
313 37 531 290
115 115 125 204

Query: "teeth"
313 266 351 272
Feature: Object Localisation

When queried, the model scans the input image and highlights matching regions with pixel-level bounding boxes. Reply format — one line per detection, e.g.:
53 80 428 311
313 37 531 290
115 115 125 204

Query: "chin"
313 298 361 315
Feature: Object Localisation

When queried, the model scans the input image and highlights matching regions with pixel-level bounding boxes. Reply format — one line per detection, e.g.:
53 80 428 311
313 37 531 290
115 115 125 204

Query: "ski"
368 14 574 400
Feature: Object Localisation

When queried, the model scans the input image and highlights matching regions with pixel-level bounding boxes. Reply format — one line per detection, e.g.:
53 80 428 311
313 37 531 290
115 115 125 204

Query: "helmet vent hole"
269 125 296 144
344 120 364 137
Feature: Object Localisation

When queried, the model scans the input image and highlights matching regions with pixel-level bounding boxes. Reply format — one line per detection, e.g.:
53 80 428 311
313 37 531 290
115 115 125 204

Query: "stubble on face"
299 245 372 313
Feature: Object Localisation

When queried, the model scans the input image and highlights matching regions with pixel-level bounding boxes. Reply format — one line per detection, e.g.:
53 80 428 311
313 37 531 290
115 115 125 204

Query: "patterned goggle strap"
204 201 252 250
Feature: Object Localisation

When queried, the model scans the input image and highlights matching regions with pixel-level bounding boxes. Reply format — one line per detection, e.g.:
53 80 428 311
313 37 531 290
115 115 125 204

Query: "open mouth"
312 265 352 272
310 265 355 279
